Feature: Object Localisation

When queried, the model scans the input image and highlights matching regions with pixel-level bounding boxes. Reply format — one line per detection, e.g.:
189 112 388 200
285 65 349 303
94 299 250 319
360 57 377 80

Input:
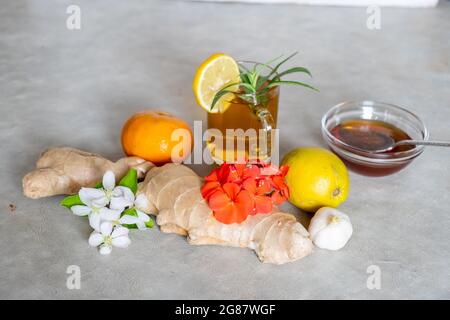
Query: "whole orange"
121 110 193 165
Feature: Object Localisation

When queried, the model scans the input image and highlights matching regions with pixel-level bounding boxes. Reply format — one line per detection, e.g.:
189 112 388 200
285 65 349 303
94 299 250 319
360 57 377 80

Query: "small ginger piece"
23 147 154 199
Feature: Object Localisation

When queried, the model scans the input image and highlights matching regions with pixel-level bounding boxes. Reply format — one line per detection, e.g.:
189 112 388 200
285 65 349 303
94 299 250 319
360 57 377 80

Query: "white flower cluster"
70 171 152 255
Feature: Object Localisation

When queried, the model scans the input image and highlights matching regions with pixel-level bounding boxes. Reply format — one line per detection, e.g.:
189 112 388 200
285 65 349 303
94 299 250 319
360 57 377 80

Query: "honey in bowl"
330 119 415 176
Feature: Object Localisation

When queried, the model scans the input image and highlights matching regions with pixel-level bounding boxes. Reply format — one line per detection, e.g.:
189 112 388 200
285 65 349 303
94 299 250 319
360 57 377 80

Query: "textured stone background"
0 0 449 299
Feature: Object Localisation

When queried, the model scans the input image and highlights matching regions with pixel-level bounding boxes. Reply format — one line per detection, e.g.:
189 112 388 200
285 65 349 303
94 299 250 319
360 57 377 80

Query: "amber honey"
330 119 415 176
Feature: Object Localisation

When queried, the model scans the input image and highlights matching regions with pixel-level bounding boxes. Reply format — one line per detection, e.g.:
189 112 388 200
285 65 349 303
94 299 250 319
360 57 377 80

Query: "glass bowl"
321 101 429 176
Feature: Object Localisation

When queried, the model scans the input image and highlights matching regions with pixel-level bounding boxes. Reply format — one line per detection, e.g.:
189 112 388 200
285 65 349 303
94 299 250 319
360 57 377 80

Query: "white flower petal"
100 221 113 236
89 213 101 231
136 210 150 222
99 244 112 255
110 186 135 210
88 232 103 247
71 205 91 216
135 221 147 230
103 171 115 190
113 186 135 201
99 207 122 221
79 188 106 206
111 226 129 238
119 215 138 225
134 194 149 212
91 196 109 208
112 235 131 248
110 196 133 211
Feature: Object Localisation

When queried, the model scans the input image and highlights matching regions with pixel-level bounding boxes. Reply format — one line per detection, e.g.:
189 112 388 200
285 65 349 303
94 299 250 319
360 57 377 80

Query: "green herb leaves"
211 52 318 110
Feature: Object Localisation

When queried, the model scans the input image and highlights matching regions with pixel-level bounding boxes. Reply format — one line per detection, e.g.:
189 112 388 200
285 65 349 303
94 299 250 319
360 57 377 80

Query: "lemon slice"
193 53 240 113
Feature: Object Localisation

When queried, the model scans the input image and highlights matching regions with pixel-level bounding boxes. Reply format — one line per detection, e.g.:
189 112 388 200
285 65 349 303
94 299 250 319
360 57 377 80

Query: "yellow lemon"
281 147 349 212
193 53 240 113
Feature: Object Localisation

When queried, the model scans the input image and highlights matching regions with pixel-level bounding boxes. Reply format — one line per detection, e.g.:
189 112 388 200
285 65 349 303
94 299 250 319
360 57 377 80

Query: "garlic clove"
308 207 353 251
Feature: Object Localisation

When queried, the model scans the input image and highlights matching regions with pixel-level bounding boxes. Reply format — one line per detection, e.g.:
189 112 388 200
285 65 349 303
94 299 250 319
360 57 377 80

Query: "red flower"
242 178 273 214
233 163 260 181
268 166 290 205
271 190 286 205
271 175 290 199
201 162 290 224
201 163 261 200
208 183 254 224
201 181 221 201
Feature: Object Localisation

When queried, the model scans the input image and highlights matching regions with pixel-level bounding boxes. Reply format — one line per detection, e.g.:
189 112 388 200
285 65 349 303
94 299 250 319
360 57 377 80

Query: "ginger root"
23 148 313 264
138 163 313 265
23 147 154 199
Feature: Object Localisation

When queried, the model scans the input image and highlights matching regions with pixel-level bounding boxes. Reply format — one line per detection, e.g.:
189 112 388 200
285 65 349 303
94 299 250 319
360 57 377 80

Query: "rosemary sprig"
210 52 318 111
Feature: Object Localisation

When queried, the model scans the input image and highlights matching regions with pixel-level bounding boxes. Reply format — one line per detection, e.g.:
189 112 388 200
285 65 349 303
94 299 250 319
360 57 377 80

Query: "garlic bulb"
308 207 353 250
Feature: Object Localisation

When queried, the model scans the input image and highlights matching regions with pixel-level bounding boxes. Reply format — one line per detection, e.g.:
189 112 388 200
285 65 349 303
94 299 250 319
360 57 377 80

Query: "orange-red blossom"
201 163 290 224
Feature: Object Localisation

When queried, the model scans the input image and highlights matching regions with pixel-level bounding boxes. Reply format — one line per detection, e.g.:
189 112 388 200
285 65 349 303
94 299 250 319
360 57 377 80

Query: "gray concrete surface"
1 0 449 299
